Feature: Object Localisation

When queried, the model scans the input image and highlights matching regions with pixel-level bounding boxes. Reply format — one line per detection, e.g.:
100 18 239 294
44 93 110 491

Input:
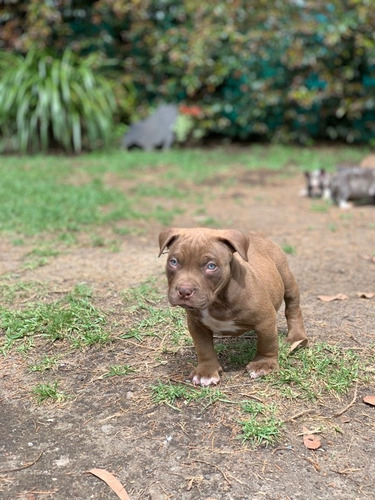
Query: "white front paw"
192 374 220 387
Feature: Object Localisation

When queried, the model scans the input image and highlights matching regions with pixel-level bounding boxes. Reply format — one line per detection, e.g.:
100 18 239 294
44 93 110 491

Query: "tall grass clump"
0 49 116 153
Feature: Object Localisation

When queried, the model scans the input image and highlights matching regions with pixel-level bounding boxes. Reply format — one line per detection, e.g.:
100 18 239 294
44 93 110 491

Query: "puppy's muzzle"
177 285 196 300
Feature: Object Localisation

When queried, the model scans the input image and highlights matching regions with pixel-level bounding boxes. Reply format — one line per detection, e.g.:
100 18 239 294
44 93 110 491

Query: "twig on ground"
332 382 358 418
184 459 232 486
0 450 43 474
284 409 315 422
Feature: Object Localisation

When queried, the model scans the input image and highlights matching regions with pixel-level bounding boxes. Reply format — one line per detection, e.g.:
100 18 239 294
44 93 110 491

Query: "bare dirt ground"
1 164 375 500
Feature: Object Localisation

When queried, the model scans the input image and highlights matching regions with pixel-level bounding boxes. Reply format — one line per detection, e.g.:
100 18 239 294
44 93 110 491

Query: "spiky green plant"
0 49 116 153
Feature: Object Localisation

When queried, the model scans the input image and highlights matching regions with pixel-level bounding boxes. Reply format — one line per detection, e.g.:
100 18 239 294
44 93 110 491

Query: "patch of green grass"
122 280 190 346
216 336 257 368
0 163 140 235
152 381 229 410
0 146 367 237
152 381 283 445
0 280 45 304
151 205 184 226
239 407 284 447
150 336 364 446
32 381 68 404
340 212 354 221
113 226 132 236
104 364 135 377
134 184 186 199
12 238 25 246
270 340 360 400
199 216 220 227
29 355 60 372
311 201 330 213
281 243 296 255
23 246 60 270
0 284 110 352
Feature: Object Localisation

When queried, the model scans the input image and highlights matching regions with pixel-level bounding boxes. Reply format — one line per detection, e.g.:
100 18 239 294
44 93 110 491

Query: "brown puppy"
158 228 308 386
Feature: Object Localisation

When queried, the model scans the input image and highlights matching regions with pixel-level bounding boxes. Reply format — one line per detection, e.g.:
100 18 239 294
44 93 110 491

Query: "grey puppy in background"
302 166 375 208
329 167 375 208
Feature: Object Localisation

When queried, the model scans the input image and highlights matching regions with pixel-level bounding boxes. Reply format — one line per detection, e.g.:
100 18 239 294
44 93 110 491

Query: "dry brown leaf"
85 468 131 500
363 395 375 407
317 293 348 302
302 427 321 450
359 254 375 264
289 338 308 354
356 292 375 299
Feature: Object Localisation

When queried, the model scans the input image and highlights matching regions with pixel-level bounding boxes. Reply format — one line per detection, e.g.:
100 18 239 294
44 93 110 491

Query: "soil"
1 161 375 500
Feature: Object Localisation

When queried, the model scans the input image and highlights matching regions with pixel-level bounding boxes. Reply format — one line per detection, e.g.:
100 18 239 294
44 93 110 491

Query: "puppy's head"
158 227 249 310
304 169 330 198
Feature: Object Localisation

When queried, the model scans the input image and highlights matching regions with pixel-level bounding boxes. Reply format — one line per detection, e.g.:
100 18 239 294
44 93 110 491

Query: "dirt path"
1 168 374 500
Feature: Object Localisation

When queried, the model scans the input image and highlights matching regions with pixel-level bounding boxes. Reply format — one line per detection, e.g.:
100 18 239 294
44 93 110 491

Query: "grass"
32 381 68 404
152 381 230 411
122 280 190 346
0 145 367 238
281 243 296 255
239 401 284 446
268 340 360 400
0 145 372 445
150 337 364 444
0 284 110 352
0 280 46 304
104 364 135 377
216 336 257 367
29 355 60 372
23 246 60 270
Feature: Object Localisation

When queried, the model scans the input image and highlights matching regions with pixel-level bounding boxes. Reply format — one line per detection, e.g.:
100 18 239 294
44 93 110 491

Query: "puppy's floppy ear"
158 228 180 257
219 229 249 262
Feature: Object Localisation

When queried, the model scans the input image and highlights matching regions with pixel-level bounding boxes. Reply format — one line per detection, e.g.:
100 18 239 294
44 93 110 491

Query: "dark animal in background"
123 104 178 151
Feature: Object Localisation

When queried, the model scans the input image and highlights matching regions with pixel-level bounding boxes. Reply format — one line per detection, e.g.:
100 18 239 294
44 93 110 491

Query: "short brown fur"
159 227 308 386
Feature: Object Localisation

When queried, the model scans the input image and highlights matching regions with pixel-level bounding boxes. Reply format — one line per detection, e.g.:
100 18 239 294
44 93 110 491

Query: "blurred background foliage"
1 0 374 152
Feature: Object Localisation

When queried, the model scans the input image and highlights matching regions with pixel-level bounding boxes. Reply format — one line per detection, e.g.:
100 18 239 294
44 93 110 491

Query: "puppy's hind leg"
283 275 308 349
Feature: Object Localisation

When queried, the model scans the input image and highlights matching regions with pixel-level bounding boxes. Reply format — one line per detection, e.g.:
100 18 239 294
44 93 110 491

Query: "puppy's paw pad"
248 370 267 379
246 360 278 379
192 374 220 387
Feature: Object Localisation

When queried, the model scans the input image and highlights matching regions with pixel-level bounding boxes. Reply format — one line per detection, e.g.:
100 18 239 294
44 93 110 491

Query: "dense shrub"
1 1 375 145
0 49 117 153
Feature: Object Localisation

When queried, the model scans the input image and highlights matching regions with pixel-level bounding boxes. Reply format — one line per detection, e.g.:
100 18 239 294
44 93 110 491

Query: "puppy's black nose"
177 286 195 299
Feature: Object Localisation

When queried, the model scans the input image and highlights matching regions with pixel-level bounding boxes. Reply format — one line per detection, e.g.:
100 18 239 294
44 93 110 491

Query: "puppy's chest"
200 308 241 335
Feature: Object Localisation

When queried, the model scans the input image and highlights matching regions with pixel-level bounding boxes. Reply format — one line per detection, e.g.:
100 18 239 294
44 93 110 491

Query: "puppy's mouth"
168 291 210 310
179 304 197 310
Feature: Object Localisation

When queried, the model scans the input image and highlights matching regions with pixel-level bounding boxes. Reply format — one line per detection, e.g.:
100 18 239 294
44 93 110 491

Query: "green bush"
0 49 116 153
2 1 375 145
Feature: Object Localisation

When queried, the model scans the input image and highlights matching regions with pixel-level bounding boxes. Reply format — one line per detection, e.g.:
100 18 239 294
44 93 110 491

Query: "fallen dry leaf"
363 395 375 407
85 468 131 500
302 427 321 450
289 338 308 354
359 254 375 264
356 292 375 299
317 293 348 302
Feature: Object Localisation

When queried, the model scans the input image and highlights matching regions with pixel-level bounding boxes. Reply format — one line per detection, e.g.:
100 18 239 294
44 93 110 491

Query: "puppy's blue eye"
206 262 217 271
169 258 178 267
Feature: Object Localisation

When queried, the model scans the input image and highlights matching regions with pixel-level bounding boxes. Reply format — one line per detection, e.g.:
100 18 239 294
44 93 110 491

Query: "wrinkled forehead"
168 231 231 261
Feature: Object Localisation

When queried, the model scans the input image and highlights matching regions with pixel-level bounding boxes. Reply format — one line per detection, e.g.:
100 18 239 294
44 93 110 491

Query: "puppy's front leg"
246 315 279 379
186 314 222 387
